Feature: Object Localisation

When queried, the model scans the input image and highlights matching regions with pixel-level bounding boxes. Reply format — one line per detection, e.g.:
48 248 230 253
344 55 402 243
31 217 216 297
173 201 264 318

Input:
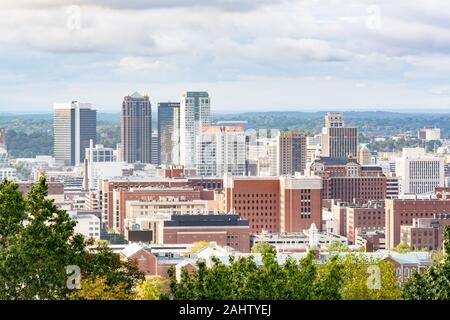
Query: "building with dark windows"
224 176 322 234
53 101 96 166
278 131 307 176
158 102 180 166
321 112 358 159
121 92 152 164
307 157 386 204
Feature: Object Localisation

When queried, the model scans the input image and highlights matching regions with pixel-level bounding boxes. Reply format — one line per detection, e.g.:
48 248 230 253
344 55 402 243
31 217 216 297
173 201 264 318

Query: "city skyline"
2 1 450 113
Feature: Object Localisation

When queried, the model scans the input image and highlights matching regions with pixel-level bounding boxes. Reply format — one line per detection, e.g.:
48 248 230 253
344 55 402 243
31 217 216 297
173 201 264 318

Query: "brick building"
224 176 322 234
385 197 450 249
307 157 386 204
99 177 223 229
345 201 385 244
400 214 450 250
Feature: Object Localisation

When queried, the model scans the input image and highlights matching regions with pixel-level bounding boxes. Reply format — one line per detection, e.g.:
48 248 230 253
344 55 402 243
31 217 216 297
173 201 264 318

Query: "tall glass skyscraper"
121 92 152 164
53 101 97 166
158 102 180 166
179 91 211 167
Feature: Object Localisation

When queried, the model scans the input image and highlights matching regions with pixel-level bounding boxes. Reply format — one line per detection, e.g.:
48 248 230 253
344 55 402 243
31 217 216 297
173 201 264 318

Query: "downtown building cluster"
4 92 448 281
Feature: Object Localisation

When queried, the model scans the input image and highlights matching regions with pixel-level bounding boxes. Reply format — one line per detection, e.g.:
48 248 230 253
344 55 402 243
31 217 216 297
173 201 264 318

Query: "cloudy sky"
1 0 450 113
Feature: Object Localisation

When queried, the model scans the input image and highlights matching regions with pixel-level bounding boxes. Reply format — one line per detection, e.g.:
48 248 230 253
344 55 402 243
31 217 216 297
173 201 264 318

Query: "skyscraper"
179 91 211 167
278 131 307 176
321 112 358 159
158 102 180 166
196 125 246 177
151 130 159 165
53 101 96 166
121 92 152 164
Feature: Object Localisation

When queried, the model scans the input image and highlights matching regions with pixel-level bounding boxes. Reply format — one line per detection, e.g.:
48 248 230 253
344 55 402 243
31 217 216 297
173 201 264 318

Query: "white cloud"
1 0 450 111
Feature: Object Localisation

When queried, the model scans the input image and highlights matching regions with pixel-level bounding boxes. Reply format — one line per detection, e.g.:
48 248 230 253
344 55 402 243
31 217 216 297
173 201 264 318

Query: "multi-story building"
386 174 400 199
306 134 322 165
321 112 358 159
307 157 386 204
418 127 441 141
85 143 116 162
345 201 385 244
224 176 322 234
121 92 152 164
0 167 17 181
70 211 101 240
401 214 450 251
196 125 246 177
246 131 279 177
179 91 211 168
98 177 224 230
385 196 450 249
158 102 180 166
53 101 96 166
125 214 250 252
278 131 307 176
151 130 159 165
395 148 445 195
358 144 372 165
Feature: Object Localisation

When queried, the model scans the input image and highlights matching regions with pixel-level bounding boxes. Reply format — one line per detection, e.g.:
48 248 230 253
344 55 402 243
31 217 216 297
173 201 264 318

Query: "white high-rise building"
196 125 246 177
395 148 445 195
179 91 211 168
246 130 280 176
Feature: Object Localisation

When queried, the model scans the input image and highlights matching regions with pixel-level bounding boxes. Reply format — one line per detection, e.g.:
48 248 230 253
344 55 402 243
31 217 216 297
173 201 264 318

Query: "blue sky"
1 0 450 113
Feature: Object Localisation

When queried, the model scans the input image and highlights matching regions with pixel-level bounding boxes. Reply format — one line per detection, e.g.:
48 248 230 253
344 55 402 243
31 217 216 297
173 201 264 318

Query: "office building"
53 101 97 166
196 125 246 177
278 131 307 176
224 176 322 234
121 92 152 164
385 196 450 249
151 130 159 165
179 91 211 167
158 102 180 166
308 157 386 204
418 127 441 141
395 148 445 195
401 214 450 251
321 112 358 159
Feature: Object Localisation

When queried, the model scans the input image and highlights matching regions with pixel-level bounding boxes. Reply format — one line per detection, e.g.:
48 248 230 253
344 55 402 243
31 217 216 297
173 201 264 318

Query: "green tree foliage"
69 276 135 300
250 242 272 254
394 242 411 253
167 246 400 300
135 276 169 300
326 240 350 252
402 226 450 300
0 177 144 300
339 255 401 300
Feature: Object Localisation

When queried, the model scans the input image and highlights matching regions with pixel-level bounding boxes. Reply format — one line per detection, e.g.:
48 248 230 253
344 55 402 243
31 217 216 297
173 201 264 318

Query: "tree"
69 277 135 300
251 242 273 254
337 255 401 300
0 176 86 299
135 276 169 300
0 179 26 247
326 240 350 252
0 177 144 300
394 242 411 253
